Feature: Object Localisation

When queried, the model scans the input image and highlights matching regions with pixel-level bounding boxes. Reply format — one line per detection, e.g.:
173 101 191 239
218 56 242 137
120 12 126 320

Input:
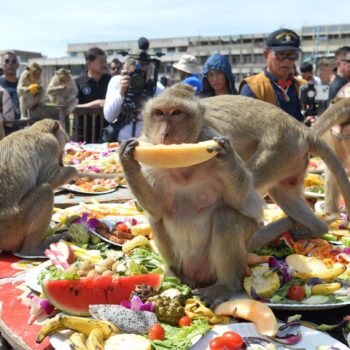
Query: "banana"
36 315 65 343
293 263 346 282
86 328 104 350
59 315 119 339
66 332 87 350
311 282 342 295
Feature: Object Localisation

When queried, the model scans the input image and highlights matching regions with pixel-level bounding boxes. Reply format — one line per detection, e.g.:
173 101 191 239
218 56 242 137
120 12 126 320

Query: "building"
28 23 350 87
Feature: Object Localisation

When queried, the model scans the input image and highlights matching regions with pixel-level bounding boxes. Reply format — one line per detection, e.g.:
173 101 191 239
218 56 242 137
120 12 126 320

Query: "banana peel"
36 315 65 343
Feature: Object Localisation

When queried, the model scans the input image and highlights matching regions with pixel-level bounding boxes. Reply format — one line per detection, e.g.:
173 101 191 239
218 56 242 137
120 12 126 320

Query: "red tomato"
148 323 165 340
116 222 130 233
222 331 244 349
178 315 192 327
209 336 227 350
288 284 305 301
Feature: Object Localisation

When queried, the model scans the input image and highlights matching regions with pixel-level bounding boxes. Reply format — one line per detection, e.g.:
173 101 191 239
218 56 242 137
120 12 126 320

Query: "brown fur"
17 62 44 119
312 97 350 214
120 84 263 305
46 68 78 114
0 119 78 255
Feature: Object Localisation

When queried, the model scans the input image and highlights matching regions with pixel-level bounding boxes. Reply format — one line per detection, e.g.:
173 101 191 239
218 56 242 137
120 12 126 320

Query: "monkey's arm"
47 84 65 94
213 137 256 211
119 139 163 221
47 166 79 189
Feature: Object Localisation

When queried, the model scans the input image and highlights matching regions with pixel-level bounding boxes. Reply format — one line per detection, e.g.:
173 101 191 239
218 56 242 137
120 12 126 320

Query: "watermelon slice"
42 274 163 316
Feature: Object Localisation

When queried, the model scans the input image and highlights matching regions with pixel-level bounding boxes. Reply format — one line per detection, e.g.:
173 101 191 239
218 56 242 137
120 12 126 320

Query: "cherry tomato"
116 222 130 233
148 323 165 340
222 331 244 349
178 315 192 327
209 336 227 350
288 284 305 301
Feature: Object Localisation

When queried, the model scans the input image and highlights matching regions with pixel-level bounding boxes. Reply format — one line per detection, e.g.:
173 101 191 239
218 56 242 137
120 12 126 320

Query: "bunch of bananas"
36 314 119 350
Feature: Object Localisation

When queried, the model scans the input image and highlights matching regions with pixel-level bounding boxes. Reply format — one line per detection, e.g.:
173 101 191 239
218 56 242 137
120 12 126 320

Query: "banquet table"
0 252 350 350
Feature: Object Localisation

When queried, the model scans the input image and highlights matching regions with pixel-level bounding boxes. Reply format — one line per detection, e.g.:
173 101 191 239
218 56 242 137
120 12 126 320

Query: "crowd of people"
1 28 350 143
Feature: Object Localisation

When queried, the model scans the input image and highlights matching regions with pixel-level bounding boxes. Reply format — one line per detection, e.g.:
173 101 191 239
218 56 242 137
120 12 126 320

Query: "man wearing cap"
240 28 305 122
173 54 202 95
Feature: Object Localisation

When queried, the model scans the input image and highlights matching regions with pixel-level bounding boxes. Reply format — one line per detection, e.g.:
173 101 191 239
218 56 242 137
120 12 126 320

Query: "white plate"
50 327 201 350
60 183 118 195
90 216 148 247
12 252 46 259
190 322 349 349
232 292 350 310
304 190 325 199
25 260 52 293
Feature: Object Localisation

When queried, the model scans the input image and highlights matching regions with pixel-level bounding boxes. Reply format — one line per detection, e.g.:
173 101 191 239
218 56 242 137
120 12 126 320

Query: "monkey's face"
143 95 204 145
30 69 41 81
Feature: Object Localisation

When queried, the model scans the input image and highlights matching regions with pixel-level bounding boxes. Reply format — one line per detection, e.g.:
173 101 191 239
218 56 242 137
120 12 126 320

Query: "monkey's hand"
119 138 141 172
207 136 232 159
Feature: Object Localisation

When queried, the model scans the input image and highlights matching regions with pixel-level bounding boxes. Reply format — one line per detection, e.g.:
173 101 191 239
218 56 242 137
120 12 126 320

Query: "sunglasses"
4 58 18 64
271 51 298 61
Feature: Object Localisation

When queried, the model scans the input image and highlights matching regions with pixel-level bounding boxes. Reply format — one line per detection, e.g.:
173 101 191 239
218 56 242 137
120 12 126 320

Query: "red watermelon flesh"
42 274 163 316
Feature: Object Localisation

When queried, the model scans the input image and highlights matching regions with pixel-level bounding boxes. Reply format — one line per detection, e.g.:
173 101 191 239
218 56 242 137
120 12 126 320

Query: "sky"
1 0 350 58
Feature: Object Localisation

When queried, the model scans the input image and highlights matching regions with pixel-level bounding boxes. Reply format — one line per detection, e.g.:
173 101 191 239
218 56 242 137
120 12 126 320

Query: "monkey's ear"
172 83 196 96
52 121 60 134
331 97 343 105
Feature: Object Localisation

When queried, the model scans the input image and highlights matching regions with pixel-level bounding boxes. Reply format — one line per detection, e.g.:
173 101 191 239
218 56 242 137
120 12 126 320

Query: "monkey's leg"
19 95 29 119
268 185 328 240
18 183 55 255
324 167 341 214
193 207 258 307
0 184 54 254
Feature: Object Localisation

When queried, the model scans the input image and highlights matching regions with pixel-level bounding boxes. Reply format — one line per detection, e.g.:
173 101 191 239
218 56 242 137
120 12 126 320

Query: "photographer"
103 44 164 142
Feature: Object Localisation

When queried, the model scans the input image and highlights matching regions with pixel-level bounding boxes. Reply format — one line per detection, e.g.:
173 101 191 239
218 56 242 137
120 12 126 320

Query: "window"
167 47 175 53
178 46 187 52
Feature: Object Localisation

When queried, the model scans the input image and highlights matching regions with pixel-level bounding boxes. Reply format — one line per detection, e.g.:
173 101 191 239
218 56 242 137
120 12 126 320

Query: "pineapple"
243 265 280 298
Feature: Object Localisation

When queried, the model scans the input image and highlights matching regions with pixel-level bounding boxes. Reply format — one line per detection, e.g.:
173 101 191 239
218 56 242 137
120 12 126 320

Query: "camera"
299 83 329 125
118 37 164 122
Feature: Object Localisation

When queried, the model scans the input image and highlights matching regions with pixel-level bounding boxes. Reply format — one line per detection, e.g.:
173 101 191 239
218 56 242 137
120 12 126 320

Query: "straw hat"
173 54 201 75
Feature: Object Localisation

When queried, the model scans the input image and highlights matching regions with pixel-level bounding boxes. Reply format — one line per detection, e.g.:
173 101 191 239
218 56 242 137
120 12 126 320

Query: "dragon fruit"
89 304 158 334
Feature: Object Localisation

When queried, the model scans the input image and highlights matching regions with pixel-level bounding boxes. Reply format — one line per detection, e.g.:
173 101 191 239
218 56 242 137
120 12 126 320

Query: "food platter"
52 202 142 222
190 322 349 350
304 190 325 199
230 291 350 311
90 216 148 247
24 260 52 293
60 183 118 195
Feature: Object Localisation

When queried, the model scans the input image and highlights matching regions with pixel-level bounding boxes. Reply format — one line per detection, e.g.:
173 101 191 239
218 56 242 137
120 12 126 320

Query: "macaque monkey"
17 62 44 119
120 84 264 305
0 119 78 255
312 96 350 215
121 84 350 305
201 94 350 246
46 68 78 114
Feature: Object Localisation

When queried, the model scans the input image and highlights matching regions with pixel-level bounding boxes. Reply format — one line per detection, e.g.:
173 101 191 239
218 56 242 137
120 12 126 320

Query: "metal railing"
2 106 106 144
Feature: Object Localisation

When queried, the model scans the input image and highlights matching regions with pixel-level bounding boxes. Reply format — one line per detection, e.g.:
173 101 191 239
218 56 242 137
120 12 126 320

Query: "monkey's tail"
312 97 350 136
309 136 350 215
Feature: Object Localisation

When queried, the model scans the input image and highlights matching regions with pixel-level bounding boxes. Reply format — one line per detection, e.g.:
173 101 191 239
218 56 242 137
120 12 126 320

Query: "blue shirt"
240 68 303 122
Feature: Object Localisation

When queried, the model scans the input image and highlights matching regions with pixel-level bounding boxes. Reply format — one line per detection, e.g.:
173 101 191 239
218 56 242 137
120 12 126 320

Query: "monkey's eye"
171 109 182 116
154 109 164 116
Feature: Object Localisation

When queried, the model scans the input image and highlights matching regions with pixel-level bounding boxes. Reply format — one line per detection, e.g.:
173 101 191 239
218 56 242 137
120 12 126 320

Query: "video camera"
118 37 164 120
299 83 329 125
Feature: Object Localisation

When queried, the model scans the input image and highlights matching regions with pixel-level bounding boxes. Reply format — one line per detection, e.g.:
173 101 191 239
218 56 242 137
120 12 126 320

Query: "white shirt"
104 75 164 141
